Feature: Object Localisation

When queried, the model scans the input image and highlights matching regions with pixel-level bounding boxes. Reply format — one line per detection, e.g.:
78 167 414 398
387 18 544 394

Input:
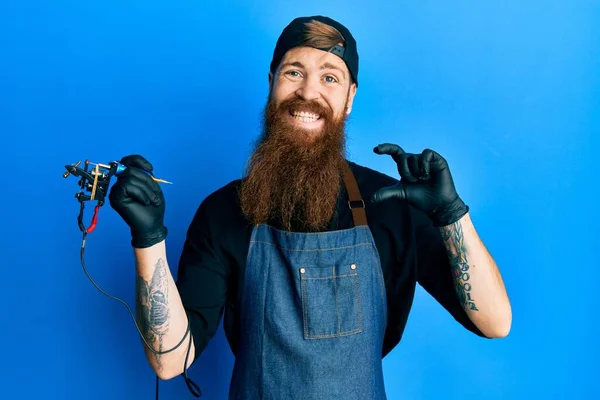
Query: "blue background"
1 1 598 399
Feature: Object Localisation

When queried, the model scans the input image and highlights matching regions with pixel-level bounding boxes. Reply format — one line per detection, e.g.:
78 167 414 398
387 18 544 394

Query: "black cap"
270 16 359 86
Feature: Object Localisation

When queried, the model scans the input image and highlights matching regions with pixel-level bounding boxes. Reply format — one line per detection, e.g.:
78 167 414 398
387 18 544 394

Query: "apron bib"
230 162 388 399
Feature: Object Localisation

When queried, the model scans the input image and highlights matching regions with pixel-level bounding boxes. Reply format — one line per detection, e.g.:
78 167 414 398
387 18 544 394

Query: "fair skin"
134 242 194 380
268 46 357 141
438 213 512 338
135 45 510 381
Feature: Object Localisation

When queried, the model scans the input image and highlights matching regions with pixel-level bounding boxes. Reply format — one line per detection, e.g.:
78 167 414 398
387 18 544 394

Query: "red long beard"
239 96 348 232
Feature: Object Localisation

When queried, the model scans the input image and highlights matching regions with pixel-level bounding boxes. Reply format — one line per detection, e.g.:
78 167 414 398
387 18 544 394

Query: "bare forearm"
439 213 512 338
135 241 195 379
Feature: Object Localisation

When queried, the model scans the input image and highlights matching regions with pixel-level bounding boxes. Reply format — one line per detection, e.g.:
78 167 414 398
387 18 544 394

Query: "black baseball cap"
269 15 359 86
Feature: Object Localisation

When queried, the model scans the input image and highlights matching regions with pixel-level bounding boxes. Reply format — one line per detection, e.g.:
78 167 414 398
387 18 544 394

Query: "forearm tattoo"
440 222 479 311
137 258 170 370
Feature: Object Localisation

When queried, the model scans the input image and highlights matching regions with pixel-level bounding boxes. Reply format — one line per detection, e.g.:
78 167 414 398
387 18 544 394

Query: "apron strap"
341 162 368 226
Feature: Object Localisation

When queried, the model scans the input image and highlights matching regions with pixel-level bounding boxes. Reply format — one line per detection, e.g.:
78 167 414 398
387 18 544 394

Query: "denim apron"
229 162 388 399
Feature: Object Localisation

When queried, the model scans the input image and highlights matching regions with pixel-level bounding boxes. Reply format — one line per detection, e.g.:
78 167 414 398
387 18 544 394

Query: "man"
109 15 512 399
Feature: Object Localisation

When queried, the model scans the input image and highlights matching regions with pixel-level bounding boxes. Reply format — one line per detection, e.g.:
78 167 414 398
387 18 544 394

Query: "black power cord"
79 231 202 398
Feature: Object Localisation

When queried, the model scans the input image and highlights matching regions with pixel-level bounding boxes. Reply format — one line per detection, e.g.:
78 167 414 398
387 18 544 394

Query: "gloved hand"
109 155 167 248
370 143 469 227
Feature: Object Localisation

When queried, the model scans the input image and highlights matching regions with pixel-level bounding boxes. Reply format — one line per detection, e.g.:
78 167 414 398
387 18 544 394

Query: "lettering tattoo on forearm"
137 258 170 370
440 221 479 311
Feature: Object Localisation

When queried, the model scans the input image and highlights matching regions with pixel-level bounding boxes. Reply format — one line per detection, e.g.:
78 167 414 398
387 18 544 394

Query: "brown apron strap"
341 161 368 226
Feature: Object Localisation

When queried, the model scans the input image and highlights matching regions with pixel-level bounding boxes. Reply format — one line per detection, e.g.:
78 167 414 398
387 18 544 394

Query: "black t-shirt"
175 160 486 363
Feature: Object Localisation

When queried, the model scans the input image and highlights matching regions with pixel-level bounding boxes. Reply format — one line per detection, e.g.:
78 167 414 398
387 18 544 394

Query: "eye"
323 75 338 84
285 70 302 78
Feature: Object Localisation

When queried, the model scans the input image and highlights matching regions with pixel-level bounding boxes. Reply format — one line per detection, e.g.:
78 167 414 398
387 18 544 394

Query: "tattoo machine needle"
116 163 173 184
87 162 173 184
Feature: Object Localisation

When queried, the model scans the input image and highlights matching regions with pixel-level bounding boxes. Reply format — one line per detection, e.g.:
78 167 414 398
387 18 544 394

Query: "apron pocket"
299 263 363 339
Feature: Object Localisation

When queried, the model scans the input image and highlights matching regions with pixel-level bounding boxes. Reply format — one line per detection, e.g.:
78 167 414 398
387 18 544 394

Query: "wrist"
134 239 167 263
131 226 168 249
428 198 469 227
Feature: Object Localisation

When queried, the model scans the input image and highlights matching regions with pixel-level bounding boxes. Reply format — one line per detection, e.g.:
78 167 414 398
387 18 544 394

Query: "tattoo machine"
63 159 171 234
62 160 200 398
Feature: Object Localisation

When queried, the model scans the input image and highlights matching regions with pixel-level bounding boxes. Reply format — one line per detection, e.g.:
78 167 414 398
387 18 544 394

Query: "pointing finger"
373 143 406 157
374 143 410 168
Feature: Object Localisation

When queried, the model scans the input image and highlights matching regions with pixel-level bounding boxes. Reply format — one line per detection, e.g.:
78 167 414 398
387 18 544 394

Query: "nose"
295 77 321 101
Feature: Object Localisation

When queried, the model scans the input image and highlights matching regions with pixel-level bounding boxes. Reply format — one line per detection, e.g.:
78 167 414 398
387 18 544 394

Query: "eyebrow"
280 61 347 80
321 62 347 80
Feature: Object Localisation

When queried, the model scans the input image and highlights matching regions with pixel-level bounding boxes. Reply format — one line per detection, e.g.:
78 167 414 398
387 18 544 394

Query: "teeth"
292 110 320 122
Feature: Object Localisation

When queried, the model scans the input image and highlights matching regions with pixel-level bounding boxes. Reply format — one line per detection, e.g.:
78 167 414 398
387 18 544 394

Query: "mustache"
273 97 333 120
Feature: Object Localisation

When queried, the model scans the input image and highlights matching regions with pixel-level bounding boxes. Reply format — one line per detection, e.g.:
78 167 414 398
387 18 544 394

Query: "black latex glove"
370 143 469 227
108 155 167 248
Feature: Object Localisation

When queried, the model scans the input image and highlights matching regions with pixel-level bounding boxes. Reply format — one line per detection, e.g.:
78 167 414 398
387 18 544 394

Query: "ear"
345 83 357 115
268 71 274 90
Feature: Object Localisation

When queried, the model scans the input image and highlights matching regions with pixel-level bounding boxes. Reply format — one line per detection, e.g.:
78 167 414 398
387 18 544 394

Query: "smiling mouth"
289 109 321 123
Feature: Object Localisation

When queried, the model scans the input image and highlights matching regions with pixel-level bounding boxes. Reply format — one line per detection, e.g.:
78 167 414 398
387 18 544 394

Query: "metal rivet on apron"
300 268 306 274
350 264 356 270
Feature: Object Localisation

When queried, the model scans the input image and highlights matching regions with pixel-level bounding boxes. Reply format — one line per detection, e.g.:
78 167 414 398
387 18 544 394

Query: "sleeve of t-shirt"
413 208 488 338
175 196 232 362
